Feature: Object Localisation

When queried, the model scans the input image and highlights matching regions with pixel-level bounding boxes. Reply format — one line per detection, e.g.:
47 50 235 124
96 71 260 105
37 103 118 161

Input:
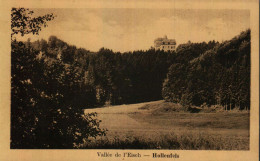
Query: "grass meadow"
83 101 249 150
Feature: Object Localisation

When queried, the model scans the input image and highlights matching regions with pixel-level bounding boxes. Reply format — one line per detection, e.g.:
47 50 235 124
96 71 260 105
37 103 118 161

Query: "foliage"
11 8 106 149
28 41 177 106
11 8 55 39
25 29 250 111
162 30 250 110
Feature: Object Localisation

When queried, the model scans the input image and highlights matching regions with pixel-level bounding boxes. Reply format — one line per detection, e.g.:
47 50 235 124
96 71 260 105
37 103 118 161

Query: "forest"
23 29 250 110
162 30 250 111
11 8 250 148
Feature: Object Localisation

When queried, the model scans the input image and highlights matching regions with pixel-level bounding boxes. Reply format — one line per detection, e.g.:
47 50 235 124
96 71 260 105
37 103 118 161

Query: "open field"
84 100 249 150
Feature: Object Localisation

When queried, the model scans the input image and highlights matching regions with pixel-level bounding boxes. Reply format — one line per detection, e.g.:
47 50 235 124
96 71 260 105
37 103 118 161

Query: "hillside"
163 30 250 111
84 100 249 150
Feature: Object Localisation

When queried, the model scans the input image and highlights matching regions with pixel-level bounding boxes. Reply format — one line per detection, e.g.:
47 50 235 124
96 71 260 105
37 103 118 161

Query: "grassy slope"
131 112 249 129
84 100 249 150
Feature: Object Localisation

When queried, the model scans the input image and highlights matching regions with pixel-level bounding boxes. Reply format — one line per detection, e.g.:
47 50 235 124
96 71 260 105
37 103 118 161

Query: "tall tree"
11 8 106 148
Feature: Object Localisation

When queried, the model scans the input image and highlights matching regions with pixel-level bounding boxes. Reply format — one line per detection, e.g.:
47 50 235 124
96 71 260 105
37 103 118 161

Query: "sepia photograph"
11 7 251 150
0 0 259 160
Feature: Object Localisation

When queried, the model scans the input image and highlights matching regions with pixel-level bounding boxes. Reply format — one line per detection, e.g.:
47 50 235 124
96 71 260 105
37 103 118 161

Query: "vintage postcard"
0 0 259 161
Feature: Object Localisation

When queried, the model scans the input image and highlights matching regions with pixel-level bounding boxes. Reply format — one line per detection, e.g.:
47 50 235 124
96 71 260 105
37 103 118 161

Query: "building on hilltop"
154 35 176 52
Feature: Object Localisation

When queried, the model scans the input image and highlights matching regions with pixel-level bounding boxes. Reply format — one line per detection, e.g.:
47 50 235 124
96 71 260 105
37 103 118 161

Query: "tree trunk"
229 98 232 111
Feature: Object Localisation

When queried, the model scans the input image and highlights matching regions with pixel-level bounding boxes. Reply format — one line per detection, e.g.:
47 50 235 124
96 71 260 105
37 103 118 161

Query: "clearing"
84 100 249 150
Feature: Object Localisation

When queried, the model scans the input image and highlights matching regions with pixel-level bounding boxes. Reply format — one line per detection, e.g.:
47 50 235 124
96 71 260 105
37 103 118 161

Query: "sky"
16 8 250 52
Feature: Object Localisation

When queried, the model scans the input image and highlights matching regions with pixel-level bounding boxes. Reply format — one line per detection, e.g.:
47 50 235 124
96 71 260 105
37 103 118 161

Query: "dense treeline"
26 36 179 106
25 30 250 111
162 29 250 110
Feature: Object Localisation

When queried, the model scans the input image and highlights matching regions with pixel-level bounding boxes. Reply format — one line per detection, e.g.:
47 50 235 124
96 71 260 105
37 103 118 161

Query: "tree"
11 8 106 148
162 30 250 111
11 8 55 39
